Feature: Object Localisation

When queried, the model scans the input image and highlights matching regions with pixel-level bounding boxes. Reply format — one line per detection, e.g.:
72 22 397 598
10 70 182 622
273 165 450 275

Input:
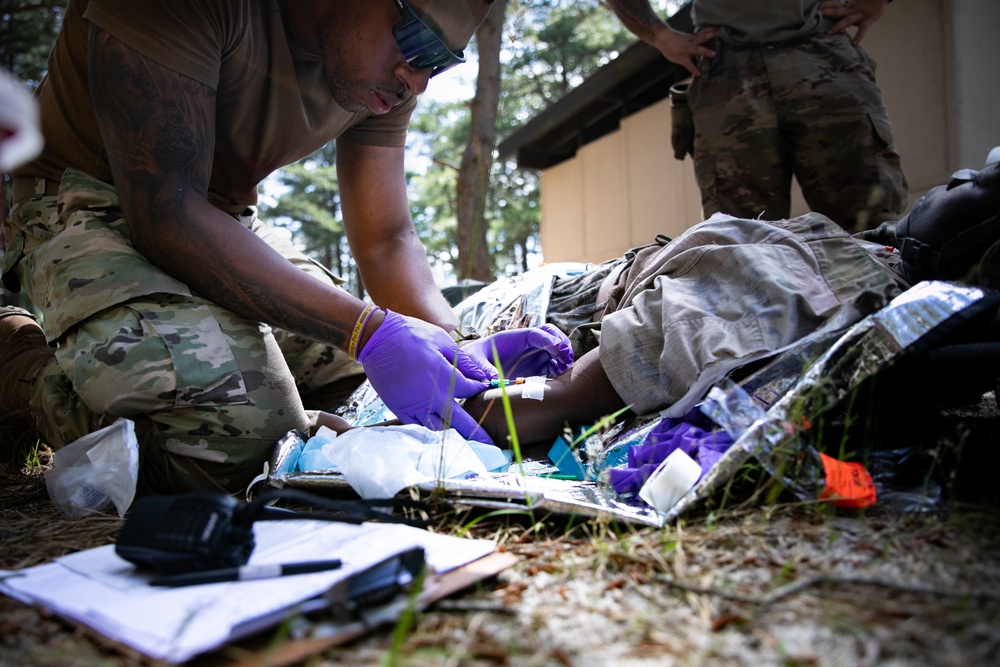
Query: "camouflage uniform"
596 213 906 417
689 31 908 233
2 170 362 494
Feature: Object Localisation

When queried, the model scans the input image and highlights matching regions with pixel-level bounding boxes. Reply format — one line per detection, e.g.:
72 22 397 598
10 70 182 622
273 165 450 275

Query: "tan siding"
623 100 703 243
540 160 584 262
580 131 630 263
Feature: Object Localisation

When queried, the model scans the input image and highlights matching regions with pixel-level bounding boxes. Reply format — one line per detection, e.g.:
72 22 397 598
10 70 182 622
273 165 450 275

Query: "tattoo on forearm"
87 27 352 350
233 284 349 349
605 0 663 41
88 27 212 216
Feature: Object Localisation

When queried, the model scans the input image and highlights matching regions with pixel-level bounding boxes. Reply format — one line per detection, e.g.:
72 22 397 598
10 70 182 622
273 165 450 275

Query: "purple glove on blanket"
357 309 497 444
464 324 574 378
609 416 734 495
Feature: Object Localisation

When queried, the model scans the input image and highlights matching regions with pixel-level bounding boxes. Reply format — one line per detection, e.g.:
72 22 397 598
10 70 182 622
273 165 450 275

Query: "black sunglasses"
392 0 466 78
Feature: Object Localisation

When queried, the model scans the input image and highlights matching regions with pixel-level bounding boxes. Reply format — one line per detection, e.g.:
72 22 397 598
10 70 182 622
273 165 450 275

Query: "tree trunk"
518 237 529 273
455 0 507 283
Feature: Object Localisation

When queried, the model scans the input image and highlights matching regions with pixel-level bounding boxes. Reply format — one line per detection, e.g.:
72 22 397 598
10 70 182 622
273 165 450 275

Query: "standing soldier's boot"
0 306 55 466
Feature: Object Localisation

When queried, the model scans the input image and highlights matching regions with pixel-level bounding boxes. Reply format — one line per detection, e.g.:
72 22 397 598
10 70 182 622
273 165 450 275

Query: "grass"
3 462 1000 666
0 417 39 464
385 567 427 667
4 338 1000 664
492 359 527 480
22 442 43 470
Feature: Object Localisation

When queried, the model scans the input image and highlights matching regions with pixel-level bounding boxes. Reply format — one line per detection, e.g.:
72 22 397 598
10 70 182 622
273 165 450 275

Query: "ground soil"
2 460 999 667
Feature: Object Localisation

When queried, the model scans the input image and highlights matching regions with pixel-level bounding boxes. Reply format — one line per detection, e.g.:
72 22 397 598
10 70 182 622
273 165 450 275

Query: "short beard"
316 12 366 113
325 69 365 113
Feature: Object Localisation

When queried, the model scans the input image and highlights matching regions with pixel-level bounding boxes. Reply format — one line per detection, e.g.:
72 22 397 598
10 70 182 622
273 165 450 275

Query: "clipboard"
193 550 519 667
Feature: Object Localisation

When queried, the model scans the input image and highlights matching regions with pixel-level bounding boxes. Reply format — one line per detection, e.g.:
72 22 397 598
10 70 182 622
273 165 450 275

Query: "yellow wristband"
348 304 376 361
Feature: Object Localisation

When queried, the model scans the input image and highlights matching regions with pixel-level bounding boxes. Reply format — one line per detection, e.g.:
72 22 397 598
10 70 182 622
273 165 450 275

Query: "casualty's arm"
87 25 363 349
605 0 718 77
336 136 459 332
463 348 628 447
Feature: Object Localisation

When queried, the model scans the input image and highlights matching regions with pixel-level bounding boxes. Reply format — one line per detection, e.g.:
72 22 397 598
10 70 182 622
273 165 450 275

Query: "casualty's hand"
819 0 889 45
305 410 354 437
357 309 497 443
651 25 719 77
464 324 574 379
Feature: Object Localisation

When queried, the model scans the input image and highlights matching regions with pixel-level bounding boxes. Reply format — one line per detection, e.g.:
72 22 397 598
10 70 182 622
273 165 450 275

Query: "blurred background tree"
391 0 635 287
0 0 63 86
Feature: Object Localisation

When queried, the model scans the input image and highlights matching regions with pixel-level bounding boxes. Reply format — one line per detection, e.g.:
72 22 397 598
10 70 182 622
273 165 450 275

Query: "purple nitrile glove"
609 464 662 496
357 309 497 444
628 419 702 467
611 418 735 495
464 323 574 378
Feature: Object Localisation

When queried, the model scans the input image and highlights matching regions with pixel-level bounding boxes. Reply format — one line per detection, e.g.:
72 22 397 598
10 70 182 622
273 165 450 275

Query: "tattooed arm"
605 0 718 77
87 25 368 348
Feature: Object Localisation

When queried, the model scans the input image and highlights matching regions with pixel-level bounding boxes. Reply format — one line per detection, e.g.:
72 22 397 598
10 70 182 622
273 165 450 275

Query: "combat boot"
0 306 55 465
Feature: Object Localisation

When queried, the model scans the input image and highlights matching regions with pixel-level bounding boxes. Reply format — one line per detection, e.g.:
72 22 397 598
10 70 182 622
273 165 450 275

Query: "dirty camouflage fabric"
5 170 361 494
688 31 908 234
546 258 619 360
547 234 674 361
598 213 906 418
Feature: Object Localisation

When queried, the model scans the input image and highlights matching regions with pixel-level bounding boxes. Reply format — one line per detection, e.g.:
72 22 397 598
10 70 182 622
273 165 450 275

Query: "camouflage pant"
3 170 361 494
689 31 908 233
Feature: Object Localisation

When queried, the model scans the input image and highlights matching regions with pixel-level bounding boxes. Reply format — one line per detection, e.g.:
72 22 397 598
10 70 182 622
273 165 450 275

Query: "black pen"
149 559 343 588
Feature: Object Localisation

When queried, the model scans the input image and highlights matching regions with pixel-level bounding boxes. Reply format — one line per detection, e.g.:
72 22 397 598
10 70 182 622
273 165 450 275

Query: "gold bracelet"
348 304 376 361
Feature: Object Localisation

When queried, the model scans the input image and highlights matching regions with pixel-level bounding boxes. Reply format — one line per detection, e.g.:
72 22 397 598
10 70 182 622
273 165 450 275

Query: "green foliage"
385 565 426 667
0 0 64 86
261 145 364 296
492 343 527 479
407 97 467 274
490 1 633 275
405 0 634 281
500 0 634 119
455 507 537 538
408 97 534 280
488 163 540 276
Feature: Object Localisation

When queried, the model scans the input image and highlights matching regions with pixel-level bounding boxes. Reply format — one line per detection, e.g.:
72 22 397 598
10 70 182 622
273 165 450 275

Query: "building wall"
623 102 702 249
947 0 1000 169
540 160 584 261
539 0 1000 264
540 103 704 264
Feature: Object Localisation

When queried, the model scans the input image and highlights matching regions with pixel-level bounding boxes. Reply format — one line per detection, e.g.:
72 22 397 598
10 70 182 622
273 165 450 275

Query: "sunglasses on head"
392 0 466 78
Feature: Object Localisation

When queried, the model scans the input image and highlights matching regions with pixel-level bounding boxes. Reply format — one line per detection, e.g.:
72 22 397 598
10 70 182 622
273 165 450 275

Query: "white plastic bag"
44 418 139 517
304 424 508 499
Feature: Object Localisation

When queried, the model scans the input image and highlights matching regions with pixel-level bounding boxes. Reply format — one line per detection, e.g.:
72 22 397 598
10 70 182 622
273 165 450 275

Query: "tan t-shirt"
692 0 834 45
14 0 416 213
